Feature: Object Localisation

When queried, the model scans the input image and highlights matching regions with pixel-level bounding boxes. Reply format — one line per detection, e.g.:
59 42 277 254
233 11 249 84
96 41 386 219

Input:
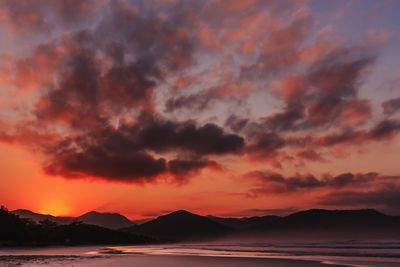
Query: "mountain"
12 209 73 225
124 210 232 241
12 209 135 230
9 208 400 243
1 206 150 246
77 211 135 230
241 209 400 241
208 215 280 230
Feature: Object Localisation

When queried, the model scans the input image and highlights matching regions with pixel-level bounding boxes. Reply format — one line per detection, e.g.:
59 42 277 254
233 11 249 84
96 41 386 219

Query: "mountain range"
124 210 232 241
9 208 400 242
12 209 135 230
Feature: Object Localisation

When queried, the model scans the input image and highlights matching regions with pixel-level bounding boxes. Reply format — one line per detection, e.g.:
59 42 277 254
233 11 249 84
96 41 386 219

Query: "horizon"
1 0 400 221
9 206 398 222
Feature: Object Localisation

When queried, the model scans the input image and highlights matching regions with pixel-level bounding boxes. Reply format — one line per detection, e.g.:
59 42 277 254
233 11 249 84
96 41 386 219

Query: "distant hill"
78 211 135 230
240 209 400 241
12 209 135 230
1 206 150 246
7 207 400 243
208 215 280 230
12 209 73 225
124 210 232 241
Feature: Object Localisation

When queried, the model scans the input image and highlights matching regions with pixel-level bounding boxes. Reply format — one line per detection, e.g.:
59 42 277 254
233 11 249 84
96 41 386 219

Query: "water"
1 242 400 266
94 242 400 266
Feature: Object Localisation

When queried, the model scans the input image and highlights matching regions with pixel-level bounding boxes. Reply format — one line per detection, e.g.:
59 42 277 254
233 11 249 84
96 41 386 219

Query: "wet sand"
0 254 346 267
1 244 400 267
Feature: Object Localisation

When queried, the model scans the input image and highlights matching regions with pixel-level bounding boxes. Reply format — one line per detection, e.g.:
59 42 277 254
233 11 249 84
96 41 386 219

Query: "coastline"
2 244 400 267
0 253 348 267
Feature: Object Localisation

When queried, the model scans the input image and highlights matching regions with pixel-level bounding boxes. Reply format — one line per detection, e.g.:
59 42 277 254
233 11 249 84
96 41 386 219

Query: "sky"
0 0 400 220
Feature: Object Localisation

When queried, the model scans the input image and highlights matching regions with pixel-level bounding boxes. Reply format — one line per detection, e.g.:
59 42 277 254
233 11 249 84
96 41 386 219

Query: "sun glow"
39 200 71 217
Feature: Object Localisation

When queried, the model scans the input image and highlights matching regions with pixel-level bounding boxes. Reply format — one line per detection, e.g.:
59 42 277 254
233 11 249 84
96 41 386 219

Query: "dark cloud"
164 84 246 113
35 36 105 128
44 149 167 182
33 1 196 128
1 0 399 189
225 115 249 133
262 48 375 131
382 97 400 116
246 171 378 195
165 88 219 113
247 132 285 157
96 0 194 72
136 120 245 155
240 8 313 79
168 158 219 178
319 184 400 214
296 149 324 162
0 0 101 33
367 119 400 140
41 118 243 182
314 119 400 147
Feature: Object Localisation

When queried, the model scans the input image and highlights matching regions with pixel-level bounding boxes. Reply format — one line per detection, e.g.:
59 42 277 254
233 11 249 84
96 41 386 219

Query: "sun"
39 200 71 217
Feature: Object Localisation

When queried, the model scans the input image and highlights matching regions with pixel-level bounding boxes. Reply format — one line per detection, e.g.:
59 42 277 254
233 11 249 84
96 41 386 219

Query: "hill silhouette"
78 211 135 230
208 215 280 230
1 206 150 246
12 209 135 230
124 210 232 241
241 209 400 241
4 206 400 245
12 209 73 225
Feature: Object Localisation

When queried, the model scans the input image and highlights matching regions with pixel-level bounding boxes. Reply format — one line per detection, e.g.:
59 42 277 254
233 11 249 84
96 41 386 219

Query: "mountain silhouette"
12 209 73 225
78 211 135 230
5 207 400 244
12 209 135 230
1 206 150 246
124 210 232 241
208 215 280 230
241 209 400 241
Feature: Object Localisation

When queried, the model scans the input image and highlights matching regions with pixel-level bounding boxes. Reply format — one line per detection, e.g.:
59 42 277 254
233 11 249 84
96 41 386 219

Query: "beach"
0 254 346 267
1 243 400 267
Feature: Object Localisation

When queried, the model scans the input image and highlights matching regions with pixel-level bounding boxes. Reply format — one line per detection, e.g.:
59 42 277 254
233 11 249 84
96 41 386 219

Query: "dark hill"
208 215 280 230
124 210 232 241
12 209 73 225
1 206 150 246
244 209 400 241
78 211 135 230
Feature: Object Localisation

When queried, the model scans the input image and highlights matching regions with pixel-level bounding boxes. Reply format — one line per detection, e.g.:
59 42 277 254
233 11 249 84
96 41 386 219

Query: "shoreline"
1 244 400 267
0 253 348 267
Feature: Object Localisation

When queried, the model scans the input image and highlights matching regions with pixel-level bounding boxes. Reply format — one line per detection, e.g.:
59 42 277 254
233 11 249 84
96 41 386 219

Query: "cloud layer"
0 0 399 202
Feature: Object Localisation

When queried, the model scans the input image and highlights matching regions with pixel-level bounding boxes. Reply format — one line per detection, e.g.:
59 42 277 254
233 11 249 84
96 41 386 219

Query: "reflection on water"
93 242 400 266
1 242 400 267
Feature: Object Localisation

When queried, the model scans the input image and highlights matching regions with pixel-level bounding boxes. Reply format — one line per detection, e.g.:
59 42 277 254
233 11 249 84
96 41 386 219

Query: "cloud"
319 184 400 214
0 0 253 184
165 88 220 112
135 119 245 155
0 0 103 33
246 171 378 195
44 150 167 182
41 118 243 182
224 207 298 217
262 47 375 131
168 158 220 182
296 149 324 162
225 115 249 133
0 0 399 188
246 132 286 157
382 97 400 116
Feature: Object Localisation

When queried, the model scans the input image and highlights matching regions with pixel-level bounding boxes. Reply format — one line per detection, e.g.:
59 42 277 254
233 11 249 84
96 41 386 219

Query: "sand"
0 254 346 267
1 244 400 267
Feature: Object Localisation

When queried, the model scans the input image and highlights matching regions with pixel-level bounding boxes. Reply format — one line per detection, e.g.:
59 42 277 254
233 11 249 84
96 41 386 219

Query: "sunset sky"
0 0 400 220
